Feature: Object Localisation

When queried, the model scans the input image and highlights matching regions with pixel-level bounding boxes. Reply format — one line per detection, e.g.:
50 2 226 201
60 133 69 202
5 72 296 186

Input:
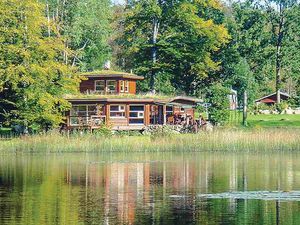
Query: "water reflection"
0 153 300 224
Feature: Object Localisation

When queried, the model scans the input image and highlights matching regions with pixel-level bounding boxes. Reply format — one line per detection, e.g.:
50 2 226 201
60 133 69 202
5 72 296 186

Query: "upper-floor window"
95 80 105 93
107 80 116 93
125 81 129 93
120 80 129 93
120 81 125 92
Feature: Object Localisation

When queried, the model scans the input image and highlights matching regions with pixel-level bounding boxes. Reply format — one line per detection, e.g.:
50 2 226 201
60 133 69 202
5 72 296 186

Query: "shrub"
206 84 230 125
93 125 113 137
275 101 289 114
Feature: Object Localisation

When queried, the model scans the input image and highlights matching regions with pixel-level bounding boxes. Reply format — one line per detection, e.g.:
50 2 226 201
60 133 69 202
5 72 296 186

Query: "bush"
93 125 113 137
114 130 143 136
275 101 289 114
143 125 181 138
206 84 230 125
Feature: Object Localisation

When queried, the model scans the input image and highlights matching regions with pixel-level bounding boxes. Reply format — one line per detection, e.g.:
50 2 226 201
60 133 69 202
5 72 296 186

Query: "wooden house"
255 91 290 105
65 70 201 131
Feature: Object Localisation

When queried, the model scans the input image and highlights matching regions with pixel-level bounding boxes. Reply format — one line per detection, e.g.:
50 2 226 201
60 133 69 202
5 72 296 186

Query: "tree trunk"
150 17 159 93
243 90 247 126
46 1 51 37
275 4 285 104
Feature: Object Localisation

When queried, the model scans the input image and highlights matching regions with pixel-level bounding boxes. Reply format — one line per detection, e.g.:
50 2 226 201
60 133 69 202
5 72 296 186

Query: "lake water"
1 152 300 224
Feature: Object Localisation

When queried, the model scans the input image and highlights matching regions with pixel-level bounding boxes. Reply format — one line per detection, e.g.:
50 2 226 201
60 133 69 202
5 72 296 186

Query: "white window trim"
70 104 98 126
120 80 125 92
94 80 105 92
125 81 129 93
110 105 126 118
129 104 145 125
106 80 117 93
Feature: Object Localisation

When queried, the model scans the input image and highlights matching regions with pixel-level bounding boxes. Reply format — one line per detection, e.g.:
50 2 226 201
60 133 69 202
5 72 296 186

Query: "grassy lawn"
228 111 300 128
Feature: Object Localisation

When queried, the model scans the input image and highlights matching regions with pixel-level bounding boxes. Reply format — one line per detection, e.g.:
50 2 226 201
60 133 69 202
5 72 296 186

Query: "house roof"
65 94 202 106
81 70 144 80
255 91 290 103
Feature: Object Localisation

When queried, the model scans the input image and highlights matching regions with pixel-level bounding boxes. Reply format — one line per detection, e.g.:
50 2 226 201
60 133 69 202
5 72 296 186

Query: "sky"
112 0 125 5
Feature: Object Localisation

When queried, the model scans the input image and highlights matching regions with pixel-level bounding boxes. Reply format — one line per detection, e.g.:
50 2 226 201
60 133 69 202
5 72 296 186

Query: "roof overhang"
66 96 202 106
66 98 154 103
81 72 144 80
255 91 290 103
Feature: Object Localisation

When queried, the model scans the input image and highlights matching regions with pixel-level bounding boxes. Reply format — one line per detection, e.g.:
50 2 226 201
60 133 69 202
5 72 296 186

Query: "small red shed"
255 91 290 105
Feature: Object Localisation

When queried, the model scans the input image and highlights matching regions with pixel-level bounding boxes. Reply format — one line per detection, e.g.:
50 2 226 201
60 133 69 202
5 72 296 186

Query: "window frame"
106 80 117 93
125 80 129 93
129 104 145 125
70 104 99 126
120 80 125 92
94 80 105 93
110 104 126 118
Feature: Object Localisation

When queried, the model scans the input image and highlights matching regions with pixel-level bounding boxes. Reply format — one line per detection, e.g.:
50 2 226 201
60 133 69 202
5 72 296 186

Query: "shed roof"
81 70 144 80
255 91 290 103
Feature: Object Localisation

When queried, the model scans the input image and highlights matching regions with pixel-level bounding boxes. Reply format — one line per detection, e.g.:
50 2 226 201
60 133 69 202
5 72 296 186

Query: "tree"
0 0 80 131
119 0 230 95
265 0 300 102
206 84 231 125
42 0 112 71
233 58 254 126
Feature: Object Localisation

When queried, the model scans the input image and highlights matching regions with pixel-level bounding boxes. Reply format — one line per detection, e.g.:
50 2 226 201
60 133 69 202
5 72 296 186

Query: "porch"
65 97 200 131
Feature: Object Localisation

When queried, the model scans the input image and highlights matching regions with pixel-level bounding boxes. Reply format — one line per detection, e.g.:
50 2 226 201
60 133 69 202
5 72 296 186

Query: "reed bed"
0 129 300 153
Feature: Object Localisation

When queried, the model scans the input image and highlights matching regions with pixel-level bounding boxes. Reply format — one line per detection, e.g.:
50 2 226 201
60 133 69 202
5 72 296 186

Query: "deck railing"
68 115 106 128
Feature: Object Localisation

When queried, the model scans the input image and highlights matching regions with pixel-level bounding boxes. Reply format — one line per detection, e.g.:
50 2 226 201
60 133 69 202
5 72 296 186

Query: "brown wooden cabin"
65 70 201 131
255 91 290 106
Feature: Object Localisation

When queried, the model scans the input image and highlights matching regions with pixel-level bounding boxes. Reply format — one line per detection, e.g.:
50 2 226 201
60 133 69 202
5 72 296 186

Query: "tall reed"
0 129 300 153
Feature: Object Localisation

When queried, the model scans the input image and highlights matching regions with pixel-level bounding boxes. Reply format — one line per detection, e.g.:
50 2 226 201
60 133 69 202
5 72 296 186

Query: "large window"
107 80 116 93
71 105 97 117
110 105 125 118
95 80 105 93
70 105 98 125
129 105 144 124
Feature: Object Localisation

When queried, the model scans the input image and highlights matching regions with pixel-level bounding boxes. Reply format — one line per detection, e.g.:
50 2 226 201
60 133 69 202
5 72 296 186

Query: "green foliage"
275 101 289 114
42 0 112 70
147 126 179 139
0 0 80 130
255 103 273 111
93 125 113 137
207 84 230 125
196 105 206 114
119 0 230 94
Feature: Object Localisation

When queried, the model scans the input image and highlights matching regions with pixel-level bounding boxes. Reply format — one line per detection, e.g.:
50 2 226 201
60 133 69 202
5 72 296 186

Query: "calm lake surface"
1 152 300 225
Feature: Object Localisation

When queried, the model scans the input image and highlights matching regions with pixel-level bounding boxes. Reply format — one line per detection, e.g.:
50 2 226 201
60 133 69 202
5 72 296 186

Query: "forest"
0 0 300 130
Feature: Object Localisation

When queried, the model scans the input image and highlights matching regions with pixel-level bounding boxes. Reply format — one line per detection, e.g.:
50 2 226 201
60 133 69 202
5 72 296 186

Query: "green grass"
247 114 300 128
228 111 300 128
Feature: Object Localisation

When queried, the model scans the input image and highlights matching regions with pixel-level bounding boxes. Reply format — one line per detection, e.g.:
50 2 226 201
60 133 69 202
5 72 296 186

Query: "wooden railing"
68 115 106 128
